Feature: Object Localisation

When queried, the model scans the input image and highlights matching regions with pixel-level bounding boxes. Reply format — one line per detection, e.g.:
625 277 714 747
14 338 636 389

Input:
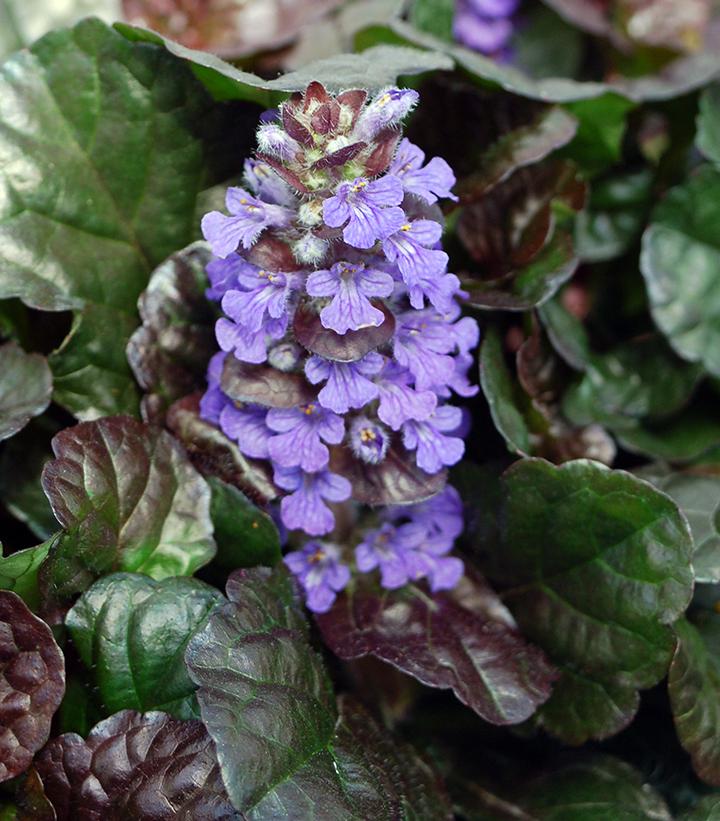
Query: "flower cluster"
453 0 519 56
200 82 478 611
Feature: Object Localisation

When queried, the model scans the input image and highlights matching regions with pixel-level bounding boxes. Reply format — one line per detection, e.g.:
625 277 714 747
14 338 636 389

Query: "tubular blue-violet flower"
199 82 478 612
454 0 519 57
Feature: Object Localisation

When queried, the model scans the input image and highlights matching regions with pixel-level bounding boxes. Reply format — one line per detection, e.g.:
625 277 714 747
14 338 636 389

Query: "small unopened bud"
297 200 324 228
257 123 300 161
268 341 303 372
349 416 390 465
354 87 419 141
293 233 328 265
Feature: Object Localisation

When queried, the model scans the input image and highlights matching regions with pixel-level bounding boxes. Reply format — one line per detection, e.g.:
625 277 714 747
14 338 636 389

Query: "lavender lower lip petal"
199 82 479 612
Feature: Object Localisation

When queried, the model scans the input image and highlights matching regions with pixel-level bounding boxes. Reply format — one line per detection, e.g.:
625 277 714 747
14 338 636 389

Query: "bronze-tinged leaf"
126 242 216 423
330 444 446 506
0 343 53 443
293 300 396 362
221 356 316 408
166 393 276 505
34 710 234 820
0 591 65 782
316 571 557 725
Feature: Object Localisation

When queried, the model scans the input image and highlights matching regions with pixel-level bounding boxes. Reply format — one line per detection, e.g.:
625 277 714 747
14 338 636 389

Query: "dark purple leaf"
313 141 367 170
166 394 276 505
364 128 402 177
293 300 395 363
39 415 215 605
0 342 52 443
33 710 235 820
310 100 340 134
456 106 578 201
330 444 447 506
0 591 65 782
316 570 557 725
256 154 311 194
221 356 316 408
185 567 451 817
126 242 216 424
282 107 315 147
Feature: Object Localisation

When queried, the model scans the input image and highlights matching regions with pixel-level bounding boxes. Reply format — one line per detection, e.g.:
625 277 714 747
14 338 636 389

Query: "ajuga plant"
199 83 477 612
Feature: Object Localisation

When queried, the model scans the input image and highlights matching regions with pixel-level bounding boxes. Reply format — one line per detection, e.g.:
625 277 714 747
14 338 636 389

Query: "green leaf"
408 0 454 41
518 755 671 820
563 337 702 429
40 415 215 605
639 465 720 583
681 795 720 820
0 19 248 418
669 616 720 786
66 572 223 718
207 477 281 570
0 342 52 441
0 539 53 611
641 166 720 377
698 84 720 166
479 326 531 456
511 4 583 80
616 407 720 463
575 169 654 262
186 567 450 818
562 95 635 174
538 296 592 371
116 22 453 100
481 458 694 743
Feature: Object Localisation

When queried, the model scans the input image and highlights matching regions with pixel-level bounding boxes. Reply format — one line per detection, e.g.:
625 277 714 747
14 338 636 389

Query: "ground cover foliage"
2 1 720 817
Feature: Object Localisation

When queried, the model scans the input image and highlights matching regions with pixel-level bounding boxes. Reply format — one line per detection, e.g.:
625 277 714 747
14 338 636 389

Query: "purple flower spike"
355 522 428 589
402 406 465 473
389 139 458 203
267 403 344 472
219 403 272 460
206 255 246 302
454 0 515 54
284 541 351 613
306 261 394 335
354 87 419 142
349 416 391 464
305 352 383 414
376 364 437 430
221 268 295 333
275 466 351 537
468 0 519 18
201 187 294 257
256 122 301 161
323 177 406 250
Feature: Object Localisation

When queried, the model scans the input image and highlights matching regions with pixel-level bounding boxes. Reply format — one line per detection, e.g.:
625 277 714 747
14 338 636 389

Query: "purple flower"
382 221 457 310
389 139 458 204
284 541 350 613
306 261 394 335
376 364 437 430
267 403 345 472
393 311 457 391
216 315 287 364
423 554 465 592
201 187 294 257
256 122 301 161
221 268 295 334
349 416 391 464
244 158 296 208
454 0 516 54
355 522 428 589
305 352 383 414
402 406 465 473
354 87 419 142
437 353 480 399
219 403 272 460
206 255 245 302
275 466 351 536
410 485 464 545
323 177 406 249
199 351 230 424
